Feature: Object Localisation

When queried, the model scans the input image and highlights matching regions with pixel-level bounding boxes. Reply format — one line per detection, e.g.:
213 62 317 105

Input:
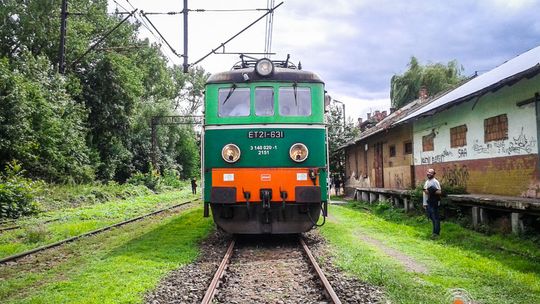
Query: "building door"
374 142 384 188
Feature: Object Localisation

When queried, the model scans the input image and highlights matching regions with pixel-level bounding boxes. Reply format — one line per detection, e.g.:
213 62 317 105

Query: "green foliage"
0 161 40 219
161 169 184 188
0 207 212 303
0 1 206 184
0 52 94 183
127 169 162 192
327 102 358 175
390 56 466 108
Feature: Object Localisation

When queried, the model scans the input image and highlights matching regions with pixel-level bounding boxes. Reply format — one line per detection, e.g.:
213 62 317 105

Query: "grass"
0 188 197 259
1 205 213 303
320 200 540 304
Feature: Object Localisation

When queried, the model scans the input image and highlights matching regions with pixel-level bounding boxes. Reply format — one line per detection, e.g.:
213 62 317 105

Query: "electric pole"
58 0 68 74
183 0 189 72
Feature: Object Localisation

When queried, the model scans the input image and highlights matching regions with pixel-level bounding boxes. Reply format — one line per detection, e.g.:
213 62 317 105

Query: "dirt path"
355 232 429 274
327 206 428 274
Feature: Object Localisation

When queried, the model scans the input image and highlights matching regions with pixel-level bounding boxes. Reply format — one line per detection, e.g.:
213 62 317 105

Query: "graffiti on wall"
394 173 404 189
472 127 536 156
421 149 453 164
441 164 469 189
507 127 537 154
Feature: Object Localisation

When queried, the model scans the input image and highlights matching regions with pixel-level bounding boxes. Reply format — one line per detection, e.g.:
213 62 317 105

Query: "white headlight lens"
255 58 274 76
222 144 241 163
289 143 309 162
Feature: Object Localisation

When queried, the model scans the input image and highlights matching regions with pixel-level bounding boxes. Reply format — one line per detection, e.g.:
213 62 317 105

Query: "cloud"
108 0 540 121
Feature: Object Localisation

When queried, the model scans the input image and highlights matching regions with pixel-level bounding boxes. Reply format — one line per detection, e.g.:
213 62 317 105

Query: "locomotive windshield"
255 87 274 116
279 87 312 116
218 87 250 117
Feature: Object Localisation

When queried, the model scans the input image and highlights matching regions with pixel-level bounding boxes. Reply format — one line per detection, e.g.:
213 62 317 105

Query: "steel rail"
0 218 61 233
0 200 195 264
299 237 342 304
201 238 236 304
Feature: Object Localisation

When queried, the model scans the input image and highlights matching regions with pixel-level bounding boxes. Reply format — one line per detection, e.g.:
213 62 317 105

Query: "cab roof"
206 67 324 84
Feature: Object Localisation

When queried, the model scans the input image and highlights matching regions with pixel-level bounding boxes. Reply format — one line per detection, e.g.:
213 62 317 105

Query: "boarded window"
450 124 467 147
484 114 508 142
389 145 396 157
404 141 413 154
422 135 434 152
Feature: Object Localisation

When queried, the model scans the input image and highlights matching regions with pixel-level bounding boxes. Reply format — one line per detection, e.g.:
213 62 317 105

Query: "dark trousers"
192 187 196 195
427 203 440 235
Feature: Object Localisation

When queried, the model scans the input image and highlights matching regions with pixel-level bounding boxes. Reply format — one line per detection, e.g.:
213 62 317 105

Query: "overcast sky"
108 0 540 121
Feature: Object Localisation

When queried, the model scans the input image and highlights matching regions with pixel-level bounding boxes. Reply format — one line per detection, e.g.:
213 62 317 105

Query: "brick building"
398 46 540 197
342 45 540 198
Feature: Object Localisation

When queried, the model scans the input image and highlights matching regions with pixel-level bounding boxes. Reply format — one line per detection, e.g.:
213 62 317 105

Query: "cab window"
255 87 274 116
279 87 311 116
218 87 250 117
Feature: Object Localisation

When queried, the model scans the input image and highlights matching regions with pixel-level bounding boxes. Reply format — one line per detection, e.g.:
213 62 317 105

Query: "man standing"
423 168 442 238
191 178 197 195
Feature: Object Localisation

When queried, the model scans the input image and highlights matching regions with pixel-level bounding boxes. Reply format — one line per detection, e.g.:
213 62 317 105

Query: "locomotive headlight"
289 143 309 162
255 58 274 76
222 144 241 163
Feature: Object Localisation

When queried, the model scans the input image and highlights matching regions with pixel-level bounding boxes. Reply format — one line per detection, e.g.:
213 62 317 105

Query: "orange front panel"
212 168 319 202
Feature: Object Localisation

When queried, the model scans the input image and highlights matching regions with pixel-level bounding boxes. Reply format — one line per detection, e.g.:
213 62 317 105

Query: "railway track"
201 235 342 304
0 200 196 264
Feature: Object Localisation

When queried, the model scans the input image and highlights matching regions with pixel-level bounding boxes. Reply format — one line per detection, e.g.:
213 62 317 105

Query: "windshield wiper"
222 84 237 105
293 82 298 106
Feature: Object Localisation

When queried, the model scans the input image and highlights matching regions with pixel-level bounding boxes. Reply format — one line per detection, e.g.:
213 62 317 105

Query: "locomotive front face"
202 65 329 234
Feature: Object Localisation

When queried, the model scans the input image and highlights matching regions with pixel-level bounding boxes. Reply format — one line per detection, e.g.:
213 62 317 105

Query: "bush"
161 169 183 188
127 169 162 192
0 161 41 219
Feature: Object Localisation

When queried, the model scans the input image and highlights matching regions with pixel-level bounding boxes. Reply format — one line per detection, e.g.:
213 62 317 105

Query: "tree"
327 102 358 177
390 57 466 109
0 52 94 183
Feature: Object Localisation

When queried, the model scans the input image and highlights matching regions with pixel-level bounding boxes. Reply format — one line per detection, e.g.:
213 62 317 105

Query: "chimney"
367 112 371 120
390 107 396 113
419 86 428 101
382 111 387 117
357 117 363 125
375 110 380 116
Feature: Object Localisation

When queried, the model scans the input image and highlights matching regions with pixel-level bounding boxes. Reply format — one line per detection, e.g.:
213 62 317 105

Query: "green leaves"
0 0 207 184
390 56 466 109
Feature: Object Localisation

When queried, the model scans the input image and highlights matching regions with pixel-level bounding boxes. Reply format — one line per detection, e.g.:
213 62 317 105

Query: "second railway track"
0 200 197 264
201 235 342 304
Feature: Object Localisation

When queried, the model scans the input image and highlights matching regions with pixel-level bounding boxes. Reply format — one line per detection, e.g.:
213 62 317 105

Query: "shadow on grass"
341 201 540 276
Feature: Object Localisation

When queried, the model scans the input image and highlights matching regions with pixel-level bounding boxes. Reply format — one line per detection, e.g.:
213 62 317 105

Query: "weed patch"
320 202 540 304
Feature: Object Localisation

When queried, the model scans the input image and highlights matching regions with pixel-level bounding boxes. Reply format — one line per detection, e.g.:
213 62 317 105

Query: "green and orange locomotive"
202 57 329 234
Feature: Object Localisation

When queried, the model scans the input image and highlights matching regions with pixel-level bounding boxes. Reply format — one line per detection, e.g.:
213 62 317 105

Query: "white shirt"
423 178 441 206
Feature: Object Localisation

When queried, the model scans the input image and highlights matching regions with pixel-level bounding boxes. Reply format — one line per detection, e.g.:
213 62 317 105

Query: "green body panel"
203 127 328 201
205 82 325 125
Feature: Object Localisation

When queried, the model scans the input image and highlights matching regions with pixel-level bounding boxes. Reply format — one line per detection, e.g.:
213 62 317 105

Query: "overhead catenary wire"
264 0 275 57
70 9 138 68
190 1 284 67
140 12 184 58
142 8 270 15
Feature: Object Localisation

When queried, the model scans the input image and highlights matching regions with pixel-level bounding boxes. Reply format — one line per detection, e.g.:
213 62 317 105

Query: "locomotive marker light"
222 144 241 163
255 58 274 76
289 143 309 162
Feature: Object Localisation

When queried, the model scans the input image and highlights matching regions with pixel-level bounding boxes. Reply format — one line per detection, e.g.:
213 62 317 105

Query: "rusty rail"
300 237 342 304
201 238 236 304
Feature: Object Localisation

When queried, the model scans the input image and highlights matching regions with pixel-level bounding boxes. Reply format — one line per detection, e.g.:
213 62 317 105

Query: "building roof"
338 96 431 150
338 45 540 152
396 45 540 124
